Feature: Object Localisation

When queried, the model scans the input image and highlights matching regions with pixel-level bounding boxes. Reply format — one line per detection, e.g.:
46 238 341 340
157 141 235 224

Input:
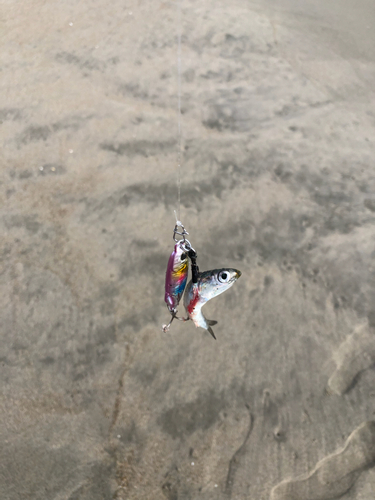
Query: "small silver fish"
183 268 241 339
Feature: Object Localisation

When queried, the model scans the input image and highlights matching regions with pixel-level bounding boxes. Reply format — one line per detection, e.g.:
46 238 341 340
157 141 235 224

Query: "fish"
183 268 241 339
164 242 189 313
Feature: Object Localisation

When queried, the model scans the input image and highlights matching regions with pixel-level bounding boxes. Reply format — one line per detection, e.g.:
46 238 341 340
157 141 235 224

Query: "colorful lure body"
164 242 189 313
183 268 241 339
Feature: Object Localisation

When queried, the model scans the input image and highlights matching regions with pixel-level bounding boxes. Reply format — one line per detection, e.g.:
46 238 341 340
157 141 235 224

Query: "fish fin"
207 319 217 326
207 326 217 340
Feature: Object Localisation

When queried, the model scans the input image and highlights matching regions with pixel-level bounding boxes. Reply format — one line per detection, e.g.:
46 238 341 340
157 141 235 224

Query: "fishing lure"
162 220 198 332
183 268 241 339
164 241 189 314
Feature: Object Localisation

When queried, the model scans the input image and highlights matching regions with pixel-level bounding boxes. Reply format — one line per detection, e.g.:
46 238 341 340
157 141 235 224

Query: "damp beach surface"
1 0 375 499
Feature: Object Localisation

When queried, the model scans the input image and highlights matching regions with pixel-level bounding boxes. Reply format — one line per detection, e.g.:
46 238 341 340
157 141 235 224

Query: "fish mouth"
228 269 241 283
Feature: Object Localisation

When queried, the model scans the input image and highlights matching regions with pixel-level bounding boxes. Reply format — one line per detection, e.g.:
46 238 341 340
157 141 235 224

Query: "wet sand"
1 1 375 498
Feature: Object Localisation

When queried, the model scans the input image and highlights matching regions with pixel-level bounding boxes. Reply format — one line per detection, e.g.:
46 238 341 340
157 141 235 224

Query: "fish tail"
207 326 217 340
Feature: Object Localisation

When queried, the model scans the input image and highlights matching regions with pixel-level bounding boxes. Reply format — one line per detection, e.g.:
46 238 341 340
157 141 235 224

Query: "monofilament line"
176 0 182 221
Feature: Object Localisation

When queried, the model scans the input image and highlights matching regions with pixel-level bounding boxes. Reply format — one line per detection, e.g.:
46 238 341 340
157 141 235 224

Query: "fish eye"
218 271 229 283
181 253 187 260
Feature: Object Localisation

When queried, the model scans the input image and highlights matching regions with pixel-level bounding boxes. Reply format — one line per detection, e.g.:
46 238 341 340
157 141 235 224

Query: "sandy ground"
1 1 375 499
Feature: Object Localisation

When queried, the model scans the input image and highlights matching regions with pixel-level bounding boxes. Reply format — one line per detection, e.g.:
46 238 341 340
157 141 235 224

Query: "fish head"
198 268 241 302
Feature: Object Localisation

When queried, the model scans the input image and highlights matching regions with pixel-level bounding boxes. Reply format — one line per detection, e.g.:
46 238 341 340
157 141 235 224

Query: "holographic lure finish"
183 268 241 339
164 242 189 313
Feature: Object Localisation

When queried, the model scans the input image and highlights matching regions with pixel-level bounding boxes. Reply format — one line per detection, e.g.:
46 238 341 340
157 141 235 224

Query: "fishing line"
176 0 182 221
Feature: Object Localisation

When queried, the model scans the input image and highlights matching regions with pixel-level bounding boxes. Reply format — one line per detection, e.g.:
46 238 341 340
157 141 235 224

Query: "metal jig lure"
162 220 199 332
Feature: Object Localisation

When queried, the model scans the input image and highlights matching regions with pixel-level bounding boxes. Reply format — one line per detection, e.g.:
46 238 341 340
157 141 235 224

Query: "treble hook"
162 309 189 332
